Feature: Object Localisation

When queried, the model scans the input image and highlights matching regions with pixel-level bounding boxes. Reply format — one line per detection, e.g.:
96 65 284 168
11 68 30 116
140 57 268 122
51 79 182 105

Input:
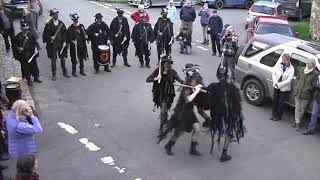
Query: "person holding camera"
6 100 43 158
208 9 223 56
221 26 238 81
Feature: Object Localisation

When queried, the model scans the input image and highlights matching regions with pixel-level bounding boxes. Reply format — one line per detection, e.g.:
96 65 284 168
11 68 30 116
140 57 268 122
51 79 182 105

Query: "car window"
290 53 308 76
256 23 293 36
244 41 270 57
277 5 285 16
252 5 274 15
260 49 284 67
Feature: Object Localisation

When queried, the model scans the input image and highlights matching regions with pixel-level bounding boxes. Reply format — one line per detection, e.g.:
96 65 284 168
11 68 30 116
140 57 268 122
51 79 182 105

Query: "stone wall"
310 0 320 41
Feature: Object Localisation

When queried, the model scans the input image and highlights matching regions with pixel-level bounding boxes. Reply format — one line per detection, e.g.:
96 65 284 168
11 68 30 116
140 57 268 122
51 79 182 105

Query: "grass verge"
292 22 312 41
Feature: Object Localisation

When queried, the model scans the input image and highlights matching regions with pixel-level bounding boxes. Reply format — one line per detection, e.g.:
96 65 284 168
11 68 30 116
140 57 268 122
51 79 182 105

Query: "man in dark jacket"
0 6 14 53
43 8 70 81
178 0 196 36
110 8 131 67
154 8 174 64
67 13 88 77
87 13 111 73
132 15 153 68
304 74 320 135
13 22 41 86
208 10 223 56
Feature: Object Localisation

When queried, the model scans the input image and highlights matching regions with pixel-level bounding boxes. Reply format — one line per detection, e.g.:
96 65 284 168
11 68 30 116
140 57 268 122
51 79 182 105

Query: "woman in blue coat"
6 100 43 158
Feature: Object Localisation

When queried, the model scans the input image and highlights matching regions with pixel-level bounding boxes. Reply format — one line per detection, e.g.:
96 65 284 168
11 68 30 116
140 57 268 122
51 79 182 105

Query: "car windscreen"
252 5 274 15
256 23 293 36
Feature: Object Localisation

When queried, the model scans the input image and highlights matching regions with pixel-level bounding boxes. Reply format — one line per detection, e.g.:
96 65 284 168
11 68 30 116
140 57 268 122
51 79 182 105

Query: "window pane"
290 53 308 76
260 49 284 67
244 41 270 57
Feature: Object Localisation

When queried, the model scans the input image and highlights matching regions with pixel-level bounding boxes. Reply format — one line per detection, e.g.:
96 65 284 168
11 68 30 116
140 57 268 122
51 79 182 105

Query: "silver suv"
235 33 320 107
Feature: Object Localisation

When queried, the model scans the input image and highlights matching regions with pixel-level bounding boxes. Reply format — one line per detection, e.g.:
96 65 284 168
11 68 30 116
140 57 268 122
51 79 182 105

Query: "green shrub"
292 22 312 41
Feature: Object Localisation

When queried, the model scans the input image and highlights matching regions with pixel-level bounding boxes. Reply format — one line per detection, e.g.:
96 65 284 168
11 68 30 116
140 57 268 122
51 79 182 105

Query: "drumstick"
28 53 37 63
173 83 207 93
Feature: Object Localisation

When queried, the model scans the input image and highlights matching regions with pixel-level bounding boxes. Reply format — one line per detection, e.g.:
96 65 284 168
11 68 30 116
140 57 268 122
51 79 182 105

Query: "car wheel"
244 0 253 10
143 0 152 9
243 79 265 106
215 0 224 9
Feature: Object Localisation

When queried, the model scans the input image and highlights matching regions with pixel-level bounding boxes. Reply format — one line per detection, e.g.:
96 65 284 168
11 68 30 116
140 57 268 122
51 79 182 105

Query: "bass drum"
98 45 110 65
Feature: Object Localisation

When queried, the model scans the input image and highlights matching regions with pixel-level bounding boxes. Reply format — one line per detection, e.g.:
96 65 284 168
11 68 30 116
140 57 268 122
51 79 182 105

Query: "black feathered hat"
160 55 173 64
117 8 124 14
50 8 59 16
94 13 103 18
70 13 79 20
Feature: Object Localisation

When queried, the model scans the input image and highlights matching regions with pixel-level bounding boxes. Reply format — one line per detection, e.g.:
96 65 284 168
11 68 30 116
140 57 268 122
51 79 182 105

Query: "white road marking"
57 122 79 134
196 46 208 51
134 178 143 180
78 138 101 151
104 3 112 7
101 156 115 165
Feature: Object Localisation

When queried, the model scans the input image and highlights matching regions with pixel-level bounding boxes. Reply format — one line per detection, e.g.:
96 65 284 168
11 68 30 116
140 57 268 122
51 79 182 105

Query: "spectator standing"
0 6 15 53
166 0 177 24
130 4 150 23
304 74 320 135
292 59 318 131
16 154 39 180
271 53 295 121
0 106 8 171
208 9 223 56
28 0 43 31
178 0 196 36
198 3 210 45
6 100 43 159
221 26 238 81
178 26 192 54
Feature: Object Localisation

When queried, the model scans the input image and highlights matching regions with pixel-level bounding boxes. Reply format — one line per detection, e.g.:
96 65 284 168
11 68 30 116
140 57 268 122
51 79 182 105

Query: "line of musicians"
13 7 176 83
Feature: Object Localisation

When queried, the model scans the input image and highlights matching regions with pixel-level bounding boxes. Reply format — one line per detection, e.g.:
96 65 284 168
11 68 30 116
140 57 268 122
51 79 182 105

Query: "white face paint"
57 122 79 134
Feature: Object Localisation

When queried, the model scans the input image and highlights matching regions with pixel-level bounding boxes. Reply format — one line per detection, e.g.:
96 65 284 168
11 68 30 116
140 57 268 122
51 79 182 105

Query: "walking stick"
27 53 37 63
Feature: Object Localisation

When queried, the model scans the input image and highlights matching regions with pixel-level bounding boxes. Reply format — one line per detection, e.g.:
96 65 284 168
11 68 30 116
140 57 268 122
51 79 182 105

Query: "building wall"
310 0 320 41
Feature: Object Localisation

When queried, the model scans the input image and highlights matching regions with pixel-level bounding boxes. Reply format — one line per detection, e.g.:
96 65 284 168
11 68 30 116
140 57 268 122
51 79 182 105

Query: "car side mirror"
294 32 300 38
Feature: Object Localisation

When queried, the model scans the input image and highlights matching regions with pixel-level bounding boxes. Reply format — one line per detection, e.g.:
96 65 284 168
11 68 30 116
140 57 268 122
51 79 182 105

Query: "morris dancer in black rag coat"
207 66 245 162
132 14 154 68
87 13 111 74
67 13 88 77
154 8 174 64
158 73 204 156
13 21 41 86
43 8 70 81
110 8 131 68
146 55 184 136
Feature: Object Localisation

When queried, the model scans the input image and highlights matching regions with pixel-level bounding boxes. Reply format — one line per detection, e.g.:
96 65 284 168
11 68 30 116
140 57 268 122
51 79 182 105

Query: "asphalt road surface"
4 0 320 179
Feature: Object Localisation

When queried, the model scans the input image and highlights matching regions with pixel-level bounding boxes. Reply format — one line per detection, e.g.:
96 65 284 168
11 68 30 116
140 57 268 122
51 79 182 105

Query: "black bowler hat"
117 8 124 14
50 8 59 16
161 55 173 64
94 13 103 18
70 13 79 20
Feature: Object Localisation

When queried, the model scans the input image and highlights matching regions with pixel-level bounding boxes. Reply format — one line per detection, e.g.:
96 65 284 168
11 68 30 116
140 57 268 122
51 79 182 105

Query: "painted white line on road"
196 46 208 51
134 178 143 180
104 3 112 7
57 122 79 134
110 9 117 12
78 138 101 151
114 166 126 174
89 1 105 7
101 156 115 165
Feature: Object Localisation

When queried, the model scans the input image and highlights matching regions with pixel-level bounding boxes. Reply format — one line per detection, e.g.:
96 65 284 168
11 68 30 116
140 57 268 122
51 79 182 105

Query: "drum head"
98 45 109 51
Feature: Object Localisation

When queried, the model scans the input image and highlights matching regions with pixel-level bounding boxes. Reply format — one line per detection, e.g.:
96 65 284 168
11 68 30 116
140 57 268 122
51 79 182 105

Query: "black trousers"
210 33 221 55
137 44 150 64
272 88 289 119
157 41 171 63
49 46 68 75
20 57 40 79
1 29 14 51
112 47 128 64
